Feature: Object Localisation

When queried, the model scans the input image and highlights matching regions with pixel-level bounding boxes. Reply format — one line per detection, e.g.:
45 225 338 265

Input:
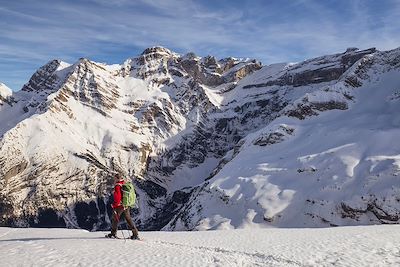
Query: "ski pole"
115 209 126 242
120 223 126 242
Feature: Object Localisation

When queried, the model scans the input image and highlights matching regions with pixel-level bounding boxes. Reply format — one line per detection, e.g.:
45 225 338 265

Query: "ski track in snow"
0 225 399 267
154 240 302 266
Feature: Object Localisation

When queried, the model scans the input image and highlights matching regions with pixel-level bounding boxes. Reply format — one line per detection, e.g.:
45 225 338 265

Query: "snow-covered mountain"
0 46 399 231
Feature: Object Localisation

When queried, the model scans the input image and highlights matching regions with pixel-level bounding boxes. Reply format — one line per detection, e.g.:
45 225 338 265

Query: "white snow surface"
0 225 399 267
0 82 12 97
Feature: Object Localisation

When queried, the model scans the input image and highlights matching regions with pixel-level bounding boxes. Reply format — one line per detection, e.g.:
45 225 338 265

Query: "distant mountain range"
1 46 399 230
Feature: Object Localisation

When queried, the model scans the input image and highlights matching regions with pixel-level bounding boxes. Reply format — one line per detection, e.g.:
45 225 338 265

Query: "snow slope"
0 82 12 98
0 225 399 266
167 49 400 230
0 82 12 107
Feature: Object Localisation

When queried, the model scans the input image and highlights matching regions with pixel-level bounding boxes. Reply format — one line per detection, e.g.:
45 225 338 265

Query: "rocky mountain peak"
241 47 377 90
21 59 71 93
181 52 199 61
141 46 175 56
202 55 218 67
345 47 359 53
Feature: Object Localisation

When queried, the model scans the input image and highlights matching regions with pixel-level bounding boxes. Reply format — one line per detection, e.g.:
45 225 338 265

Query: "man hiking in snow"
106 173 140 240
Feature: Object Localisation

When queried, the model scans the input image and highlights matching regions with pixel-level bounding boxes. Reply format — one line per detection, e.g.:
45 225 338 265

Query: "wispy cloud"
0 0 399 90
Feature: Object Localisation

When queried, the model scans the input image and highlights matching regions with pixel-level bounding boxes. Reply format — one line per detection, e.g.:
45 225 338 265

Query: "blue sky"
1 0 399 91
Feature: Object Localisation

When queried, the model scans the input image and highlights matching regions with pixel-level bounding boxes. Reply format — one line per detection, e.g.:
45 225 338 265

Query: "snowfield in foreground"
0 225 399 266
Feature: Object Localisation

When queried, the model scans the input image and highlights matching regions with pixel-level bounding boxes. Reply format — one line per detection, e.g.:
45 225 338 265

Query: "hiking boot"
106 233 117 238
130 235 140 240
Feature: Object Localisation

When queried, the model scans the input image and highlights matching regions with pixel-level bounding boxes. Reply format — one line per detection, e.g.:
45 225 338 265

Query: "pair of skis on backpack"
105 233 142 241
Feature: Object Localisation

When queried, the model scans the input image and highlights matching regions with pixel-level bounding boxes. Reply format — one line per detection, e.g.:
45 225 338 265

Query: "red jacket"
112 180 125 209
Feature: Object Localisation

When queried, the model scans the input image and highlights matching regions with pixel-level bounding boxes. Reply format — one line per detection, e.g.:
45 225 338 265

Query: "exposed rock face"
22 60 71 93
50 59 120 117
1 46 400 231
129 46 262 88
253 125 294 146
243 48 376 89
